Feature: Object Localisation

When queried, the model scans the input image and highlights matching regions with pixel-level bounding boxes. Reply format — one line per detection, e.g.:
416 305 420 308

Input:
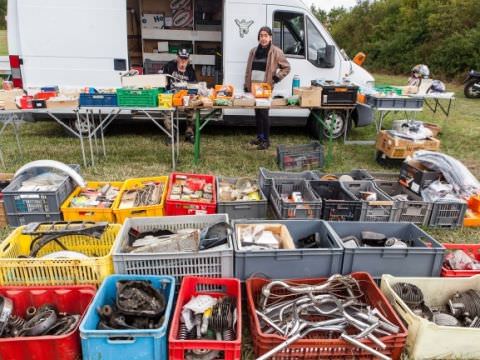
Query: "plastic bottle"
292 75 300 94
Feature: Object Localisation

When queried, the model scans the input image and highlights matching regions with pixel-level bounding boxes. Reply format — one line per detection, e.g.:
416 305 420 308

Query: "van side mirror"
317 45 335 68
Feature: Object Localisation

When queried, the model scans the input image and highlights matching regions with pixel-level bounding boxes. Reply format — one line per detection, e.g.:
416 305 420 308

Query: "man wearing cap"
162 49 197 143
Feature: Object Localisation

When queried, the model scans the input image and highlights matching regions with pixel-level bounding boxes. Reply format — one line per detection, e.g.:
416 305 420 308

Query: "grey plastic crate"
312 169 373 181
112 215 233 285
367 171 400 182
366 95 424 109
429 200 467 228
258 167 319 199
308 180 362 221
233 220 343 280
276 141 324 171
373 180 433 226
326 221 445 277
216 177 267 220
6 212 62 227
3 164 80 227
271 179 322 219
340 181 397 222
144 59 165 74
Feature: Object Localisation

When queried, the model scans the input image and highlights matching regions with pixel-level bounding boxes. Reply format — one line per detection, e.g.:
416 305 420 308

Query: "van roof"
226 0 309 10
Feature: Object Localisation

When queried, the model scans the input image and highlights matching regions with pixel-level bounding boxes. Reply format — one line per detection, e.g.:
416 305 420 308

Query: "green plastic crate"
374 85 403 96
117 88 163 108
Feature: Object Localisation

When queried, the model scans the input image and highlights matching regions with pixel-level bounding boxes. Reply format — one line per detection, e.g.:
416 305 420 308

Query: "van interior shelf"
141 29 221 42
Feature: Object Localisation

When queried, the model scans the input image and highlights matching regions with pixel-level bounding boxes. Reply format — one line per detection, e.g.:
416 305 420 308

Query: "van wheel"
308 110 347 139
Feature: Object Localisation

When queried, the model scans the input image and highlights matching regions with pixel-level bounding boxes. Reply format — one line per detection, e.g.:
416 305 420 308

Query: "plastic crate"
169 276 242 360
112 215 233 285
373 180 433 226
0 285 95 360
79 93 118 107
80 275 175 360
381 274 480 360
270 179 322 219
112 176 168 224
366 171 400 182
117 88 161 107
216 176 267 220
312 169 373 181
2 164 80 227
340 181 397 222
247 273 408 360
232 219 343 280
309 181 363 221
366 95 424 109
276 141 324 171
0 223 120 286
165 172 217 216
429 200 467 228
441 243 480 277
258 167 319 200
317 84 359 106
327 221 445 278
61 181 123 223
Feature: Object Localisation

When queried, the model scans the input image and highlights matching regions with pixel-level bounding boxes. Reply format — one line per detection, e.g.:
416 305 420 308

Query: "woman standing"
244 26 291 150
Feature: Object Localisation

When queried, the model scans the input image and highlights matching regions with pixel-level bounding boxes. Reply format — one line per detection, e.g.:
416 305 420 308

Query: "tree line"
312 0 480 80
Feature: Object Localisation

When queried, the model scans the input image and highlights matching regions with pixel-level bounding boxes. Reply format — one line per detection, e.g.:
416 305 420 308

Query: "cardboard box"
121 74 167 88
141 13 165 29
236 223 295 250
376 130 441 159
399 159 443 195
157 41 169 52
271 97 288 106
0 89 24 110
296 86 322 107
46 97 79 109
233 97 255 107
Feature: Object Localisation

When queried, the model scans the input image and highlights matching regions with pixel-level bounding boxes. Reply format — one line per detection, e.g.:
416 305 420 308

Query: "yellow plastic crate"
112 176 168 224
158 93 173 109
61 181 124 223
0 223 121 286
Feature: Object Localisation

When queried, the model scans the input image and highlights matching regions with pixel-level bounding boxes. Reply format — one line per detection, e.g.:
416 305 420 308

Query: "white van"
7 0 375 137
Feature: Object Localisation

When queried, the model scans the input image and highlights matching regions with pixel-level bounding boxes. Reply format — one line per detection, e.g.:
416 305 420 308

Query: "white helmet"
411 64 430 79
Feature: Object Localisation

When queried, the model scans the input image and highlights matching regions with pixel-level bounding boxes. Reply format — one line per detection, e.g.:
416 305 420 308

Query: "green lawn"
0 30 7 55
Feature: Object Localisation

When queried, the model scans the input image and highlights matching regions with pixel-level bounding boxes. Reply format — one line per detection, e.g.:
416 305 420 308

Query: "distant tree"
0 0 6 29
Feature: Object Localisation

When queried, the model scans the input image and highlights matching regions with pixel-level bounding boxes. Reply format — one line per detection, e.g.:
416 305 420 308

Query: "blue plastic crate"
79 93 118 107
79 275 175 360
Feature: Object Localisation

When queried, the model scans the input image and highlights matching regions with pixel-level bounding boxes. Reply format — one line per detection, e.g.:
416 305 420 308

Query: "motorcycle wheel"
464 79 480 99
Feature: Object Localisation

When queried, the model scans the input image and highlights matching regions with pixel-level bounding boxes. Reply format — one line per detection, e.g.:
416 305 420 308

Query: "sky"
305 0 358 12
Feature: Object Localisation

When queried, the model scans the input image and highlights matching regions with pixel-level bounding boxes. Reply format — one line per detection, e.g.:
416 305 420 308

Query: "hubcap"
323 112 345 137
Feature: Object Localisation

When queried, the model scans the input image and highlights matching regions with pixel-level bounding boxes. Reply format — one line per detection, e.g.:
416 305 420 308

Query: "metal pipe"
341 334 391 360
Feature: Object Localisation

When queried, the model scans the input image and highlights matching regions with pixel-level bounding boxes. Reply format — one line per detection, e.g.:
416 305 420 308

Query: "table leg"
176 111 180 162
194 109 201 165
170 111 175 170
100 110 106 157
12 113 23 155
76 111 88 168
87 111 95 167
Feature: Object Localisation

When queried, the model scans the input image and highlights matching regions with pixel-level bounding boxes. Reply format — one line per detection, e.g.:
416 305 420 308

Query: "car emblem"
235 19 254 38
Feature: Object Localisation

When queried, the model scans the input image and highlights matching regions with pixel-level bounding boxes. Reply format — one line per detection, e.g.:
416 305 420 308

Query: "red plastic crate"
34 91 57 101
168 276 242 360
19 95 33 109
441 243 480 277
0 285 95 360
246 273 408 360
165 172 217 215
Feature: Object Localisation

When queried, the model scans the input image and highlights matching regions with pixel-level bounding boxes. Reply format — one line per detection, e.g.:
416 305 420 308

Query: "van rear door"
13 0 128 89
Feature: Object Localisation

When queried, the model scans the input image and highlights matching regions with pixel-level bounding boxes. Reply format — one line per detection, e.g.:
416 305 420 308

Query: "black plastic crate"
313 169 373 181
373 180 432 226
2 164 80 227
340 181 397 222
311 81 358 106
366 95 424 109
327 221 445 278
367 171 400 182
276 141 324 171
258 167 319 200
270 179 322 219
308 180 362 221
216 176 268 220
399 160 443 195
144 59 165 75
429 200 467 228
232 220 343 280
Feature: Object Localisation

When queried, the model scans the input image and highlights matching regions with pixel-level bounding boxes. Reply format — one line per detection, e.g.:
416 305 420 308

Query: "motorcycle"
464 70 480 98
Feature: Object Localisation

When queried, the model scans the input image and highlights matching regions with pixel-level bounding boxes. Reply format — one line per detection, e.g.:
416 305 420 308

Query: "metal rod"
341 334 391 360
